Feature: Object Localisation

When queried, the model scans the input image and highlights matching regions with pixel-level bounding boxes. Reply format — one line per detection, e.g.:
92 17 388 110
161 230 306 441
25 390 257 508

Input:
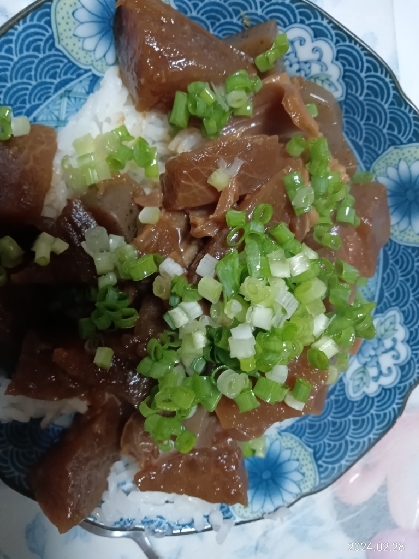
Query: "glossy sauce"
114 0 255 111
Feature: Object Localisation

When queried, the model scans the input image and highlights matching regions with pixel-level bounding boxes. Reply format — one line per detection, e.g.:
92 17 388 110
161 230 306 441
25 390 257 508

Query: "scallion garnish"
254 33 290 72
93 346 114 370
305 103 318 117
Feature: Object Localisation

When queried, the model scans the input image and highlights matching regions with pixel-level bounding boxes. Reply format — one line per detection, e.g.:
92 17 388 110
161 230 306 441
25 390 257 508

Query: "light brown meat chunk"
135 428 248 505
114 0 255 112
163 135 294 209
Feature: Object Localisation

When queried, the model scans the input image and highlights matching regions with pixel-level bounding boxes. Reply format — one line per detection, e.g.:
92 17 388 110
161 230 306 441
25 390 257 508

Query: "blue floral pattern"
247 439 304 513
73 0 116 65
379 160 419 234
372 144 419 246
344 308 410 400
234 432 318 519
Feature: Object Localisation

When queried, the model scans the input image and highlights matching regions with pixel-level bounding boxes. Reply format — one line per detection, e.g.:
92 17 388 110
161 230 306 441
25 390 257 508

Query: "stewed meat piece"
114 0 255 111
0 125 56 226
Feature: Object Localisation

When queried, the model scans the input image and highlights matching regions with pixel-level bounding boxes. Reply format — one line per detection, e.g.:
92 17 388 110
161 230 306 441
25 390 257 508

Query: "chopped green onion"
217 369 248 399
321 233 342 251
207 168 230 191
139 206 160 224
334 260 359 285
226 210 246 229
0 106 12 141
336 204 356 225
225 70 254 93
98 272 118 289
305 103 318 117
114 307 139 329
294 278 327 304
265 364 288 384
11 115 31 137
352 170 374 184
216 250 241 299
307 347 329 370
253 204 273 224
241 436 267 458
32 232 55 266
233 101 253 117
93 346 114 370
254 376 288 404
93 252 115 275
286 135 308 157
254 33 289 72
127 254 158 281
175 430 197 453
269 222 295 245
312 336 339 359
292 377 312 402
51 238 69 255
226 90 249 109
0 236 24 268
198 276 222 304
284 171 305 200
169 91 190 129
234 389 260 413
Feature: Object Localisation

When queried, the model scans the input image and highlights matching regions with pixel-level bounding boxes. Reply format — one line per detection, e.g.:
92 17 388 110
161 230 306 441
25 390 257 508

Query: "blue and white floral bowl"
1 0 419 535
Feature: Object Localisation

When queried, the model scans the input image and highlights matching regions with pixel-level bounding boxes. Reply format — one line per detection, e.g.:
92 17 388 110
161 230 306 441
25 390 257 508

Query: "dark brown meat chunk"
120 412 159 468
82 176 139 242
53 336 152 407
293 77 358 176
114 0 255 112
135 428 248 505
307 182 390 278
163 135 294 209
0 285 41 366
31 397 125 533
0 125 56 226
6 331 87 401
215 351 329 441
11 199 98 285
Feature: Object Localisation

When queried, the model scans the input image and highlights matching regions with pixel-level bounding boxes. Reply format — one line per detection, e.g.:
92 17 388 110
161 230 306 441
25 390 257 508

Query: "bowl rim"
0 0 418 537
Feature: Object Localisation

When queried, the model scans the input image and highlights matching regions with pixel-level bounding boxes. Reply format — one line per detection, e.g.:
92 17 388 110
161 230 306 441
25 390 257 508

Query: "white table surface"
0 1 418 558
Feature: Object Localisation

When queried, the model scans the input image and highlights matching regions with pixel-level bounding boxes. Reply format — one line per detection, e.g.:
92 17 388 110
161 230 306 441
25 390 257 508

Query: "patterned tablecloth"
0 1 418 558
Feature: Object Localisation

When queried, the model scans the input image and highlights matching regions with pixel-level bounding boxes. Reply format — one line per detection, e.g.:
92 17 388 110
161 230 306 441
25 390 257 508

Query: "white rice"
42 66 204 219
91 456 223 534
0 378 88 428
